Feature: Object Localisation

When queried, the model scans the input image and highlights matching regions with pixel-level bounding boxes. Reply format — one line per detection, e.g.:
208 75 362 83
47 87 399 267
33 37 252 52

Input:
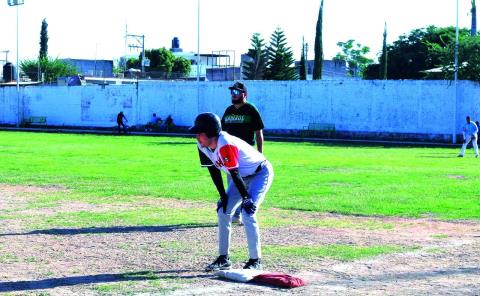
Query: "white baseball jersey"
463 122 478 136
197 131 266 177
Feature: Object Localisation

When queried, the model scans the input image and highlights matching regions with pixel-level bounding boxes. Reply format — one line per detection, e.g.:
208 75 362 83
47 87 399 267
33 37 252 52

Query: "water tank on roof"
172 37 180 49
3 62 15 83
170 37 183 52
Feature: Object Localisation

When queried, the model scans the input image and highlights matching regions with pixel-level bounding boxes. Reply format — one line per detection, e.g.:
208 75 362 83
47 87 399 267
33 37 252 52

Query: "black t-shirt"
221 102 264 146
117 113 125 124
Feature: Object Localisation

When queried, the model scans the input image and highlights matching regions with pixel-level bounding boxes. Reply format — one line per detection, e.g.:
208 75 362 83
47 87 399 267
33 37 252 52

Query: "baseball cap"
189 112 222 137
228 81 247 93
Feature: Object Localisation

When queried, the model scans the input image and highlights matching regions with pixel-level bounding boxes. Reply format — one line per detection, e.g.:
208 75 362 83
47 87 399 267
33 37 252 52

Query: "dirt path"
0 185 479 295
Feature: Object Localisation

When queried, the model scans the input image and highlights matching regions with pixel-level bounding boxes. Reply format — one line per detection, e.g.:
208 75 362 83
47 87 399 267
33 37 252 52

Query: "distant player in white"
458 116 479 158
189 112 274 271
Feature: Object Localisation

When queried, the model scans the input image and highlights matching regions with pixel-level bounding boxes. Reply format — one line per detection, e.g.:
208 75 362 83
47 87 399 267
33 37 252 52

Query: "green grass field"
0 131 479 220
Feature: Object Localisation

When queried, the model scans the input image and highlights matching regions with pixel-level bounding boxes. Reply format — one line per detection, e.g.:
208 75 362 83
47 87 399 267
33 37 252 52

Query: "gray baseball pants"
217 161 274 259
459 134 479 156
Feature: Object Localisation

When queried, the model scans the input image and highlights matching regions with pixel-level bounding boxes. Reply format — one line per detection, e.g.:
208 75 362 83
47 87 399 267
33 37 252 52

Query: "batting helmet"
189 112 222 138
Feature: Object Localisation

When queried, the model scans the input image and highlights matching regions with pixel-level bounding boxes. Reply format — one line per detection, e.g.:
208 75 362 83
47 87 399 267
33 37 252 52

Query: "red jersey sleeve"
219 144 239 169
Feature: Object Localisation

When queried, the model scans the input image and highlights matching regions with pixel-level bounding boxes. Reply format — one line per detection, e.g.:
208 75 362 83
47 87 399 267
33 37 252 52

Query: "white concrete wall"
0 87 18 124
0 80 478 139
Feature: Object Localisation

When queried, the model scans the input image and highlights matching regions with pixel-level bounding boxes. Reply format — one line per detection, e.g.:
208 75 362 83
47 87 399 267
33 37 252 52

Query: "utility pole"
8 0 24 127
197 0 201 82
94 43 98 77
126 33 145 74
124 23 127 72
305 42 309 78
453 0 459 144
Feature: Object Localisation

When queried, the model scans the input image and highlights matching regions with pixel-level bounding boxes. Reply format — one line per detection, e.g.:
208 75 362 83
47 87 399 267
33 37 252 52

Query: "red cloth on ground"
252 272 307 288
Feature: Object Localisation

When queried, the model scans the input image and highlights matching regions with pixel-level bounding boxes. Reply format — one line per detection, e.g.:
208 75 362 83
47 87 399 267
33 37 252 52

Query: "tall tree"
380 22 388 79
126 57 140 69
334 40 373 77
429 32 480 81
144 48 175 77
39 18 48 60
264 28 298 80
472 0 477 36
390 26 468 79
299 37 308 80
364 26 470 80
172 56 191 78
242 33 267 80
313 0 324 79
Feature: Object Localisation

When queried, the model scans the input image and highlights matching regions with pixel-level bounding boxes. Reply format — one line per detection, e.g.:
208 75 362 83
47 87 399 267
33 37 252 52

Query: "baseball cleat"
205 255 232 272
243 258 262 270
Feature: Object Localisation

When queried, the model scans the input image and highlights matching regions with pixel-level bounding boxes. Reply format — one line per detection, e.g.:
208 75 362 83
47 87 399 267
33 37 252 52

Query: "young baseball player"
189 112 274 271
458 116 479 158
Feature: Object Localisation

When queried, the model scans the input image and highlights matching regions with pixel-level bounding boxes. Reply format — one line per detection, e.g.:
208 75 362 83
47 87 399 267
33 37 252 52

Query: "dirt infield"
0 185 479 295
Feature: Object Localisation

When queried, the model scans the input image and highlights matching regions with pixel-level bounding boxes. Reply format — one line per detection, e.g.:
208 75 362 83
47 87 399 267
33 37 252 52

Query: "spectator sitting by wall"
145 113 162 132
161 115 174 132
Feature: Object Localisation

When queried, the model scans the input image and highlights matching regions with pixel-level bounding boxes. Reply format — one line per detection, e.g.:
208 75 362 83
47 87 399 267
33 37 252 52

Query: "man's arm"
249 104 264 153
207 166 228 212
229 168 257 215
228 168 249 199
207 166 227 197
255 130 264 154
198 148 227 207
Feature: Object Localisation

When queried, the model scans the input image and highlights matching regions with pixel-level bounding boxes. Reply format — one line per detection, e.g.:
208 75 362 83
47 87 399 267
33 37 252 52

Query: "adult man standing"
458 116 479 158
116 111 128 134
222 82 265 224
189 112 274 271
222 82 264 153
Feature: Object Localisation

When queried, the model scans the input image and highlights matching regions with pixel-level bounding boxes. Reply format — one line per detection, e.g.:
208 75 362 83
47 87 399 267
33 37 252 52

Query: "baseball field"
0 131 479 295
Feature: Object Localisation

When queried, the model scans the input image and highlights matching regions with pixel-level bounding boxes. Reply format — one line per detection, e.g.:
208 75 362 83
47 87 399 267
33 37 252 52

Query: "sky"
0 0 474 66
